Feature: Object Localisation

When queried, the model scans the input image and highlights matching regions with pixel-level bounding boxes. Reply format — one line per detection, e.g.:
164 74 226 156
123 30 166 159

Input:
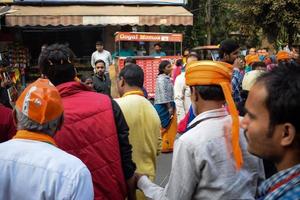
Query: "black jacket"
92 73 111 96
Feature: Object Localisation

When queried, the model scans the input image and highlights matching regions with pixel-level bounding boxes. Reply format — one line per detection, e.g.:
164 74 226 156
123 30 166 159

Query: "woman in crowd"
81 75 94 91
154 60 177 152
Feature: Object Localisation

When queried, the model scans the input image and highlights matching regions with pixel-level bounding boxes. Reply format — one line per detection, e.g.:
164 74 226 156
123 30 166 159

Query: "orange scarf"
245 54 260 65
276 50 290 61
13 130 57 146
122 90 144 97
185 60 243 170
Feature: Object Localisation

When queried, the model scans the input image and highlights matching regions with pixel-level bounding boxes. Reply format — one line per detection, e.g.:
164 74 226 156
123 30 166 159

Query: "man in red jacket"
38 43 136 200
0 103 16 143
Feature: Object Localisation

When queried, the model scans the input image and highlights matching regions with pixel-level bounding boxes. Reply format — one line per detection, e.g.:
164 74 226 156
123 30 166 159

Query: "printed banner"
115 32 183 42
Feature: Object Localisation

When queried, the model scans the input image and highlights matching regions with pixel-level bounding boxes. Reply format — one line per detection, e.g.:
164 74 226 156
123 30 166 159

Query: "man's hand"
126 175 137 200
233 57 242 69
168 107 174 117
135 173 144 184
134 173 149 189
126 173 149 200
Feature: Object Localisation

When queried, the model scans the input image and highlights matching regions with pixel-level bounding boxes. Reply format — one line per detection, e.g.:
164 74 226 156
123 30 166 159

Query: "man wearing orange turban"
136 60 264 200
276 50 291 63
245 54 260 66
219 39 244 104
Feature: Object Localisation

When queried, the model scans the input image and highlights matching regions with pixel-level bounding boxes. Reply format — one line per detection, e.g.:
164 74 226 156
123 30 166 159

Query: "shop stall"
114 32 183 98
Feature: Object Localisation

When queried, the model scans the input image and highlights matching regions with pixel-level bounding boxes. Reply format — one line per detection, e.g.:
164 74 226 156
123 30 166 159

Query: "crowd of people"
0 38 300 200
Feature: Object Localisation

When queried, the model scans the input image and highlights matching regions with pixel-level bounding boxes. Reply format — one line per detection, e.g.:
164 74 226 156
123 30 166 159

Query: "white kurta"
91 50 112 71
138 108 265 200
174 72 191 123
0 139 94 200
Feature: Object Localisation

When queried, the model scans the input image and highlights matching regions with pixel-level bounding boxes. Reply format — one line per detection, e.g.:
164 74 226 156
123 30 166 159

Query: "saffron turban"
245 54 260 65
185 60 243 169
276 50 290 61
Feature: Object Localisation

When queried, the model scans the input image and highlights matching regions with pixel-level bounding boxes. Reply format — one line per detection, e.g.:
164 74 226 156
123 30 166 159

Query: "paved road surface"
154 153 173 187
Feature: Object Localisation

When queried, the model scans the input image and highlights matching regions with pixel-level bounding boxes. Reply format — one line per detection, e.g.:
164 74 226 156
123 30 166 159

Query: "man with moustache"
242 61 300 199
136 61 264 199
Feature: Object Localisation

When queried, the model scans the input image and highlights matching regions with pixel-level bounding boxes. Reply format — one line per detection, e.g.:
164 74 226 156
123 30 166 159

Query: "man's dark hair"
183 48 190 52
119 63 144 88
96 41 104 46
125 57 136 65
256 62 300 138
158 60 171 75
187 52 199 60
38 43 76 86
154 43 161 48
219 39 239 59
95 59 105 66
81 74 93 82
176 59 183 66
252 61 266 70
193 85 225 101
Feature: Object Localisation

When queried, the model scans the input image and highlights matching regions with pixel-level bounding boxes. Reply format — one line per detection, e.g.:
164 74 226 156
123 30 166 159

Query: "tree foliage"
229 0 300 46
186 0 236 46
180 0 247 48
172 0 300 49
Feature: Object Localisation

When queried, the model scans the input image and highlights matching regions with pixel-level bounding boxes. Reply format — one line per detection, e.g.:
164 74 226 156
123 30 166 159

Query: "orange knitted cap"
16 78 63 125
245 54 260 65
276 50 290 61
185 60 243 170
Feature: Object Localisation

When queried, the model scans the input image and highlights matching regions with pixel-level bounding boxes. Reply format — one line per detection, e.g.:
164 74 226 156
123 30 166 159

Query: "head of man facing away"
14 78 64 138
38 43 76 86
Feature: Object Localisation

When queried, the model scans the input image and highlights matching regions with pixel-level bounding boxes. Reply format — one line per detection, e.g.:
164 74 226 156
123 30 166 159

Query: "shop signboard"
115 32 183 42
13 0 187 5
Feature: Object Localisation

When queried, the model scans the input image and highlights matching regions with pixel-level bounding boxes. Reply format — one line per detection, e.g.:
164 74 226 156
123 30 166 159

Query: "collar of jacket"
56 81 89 98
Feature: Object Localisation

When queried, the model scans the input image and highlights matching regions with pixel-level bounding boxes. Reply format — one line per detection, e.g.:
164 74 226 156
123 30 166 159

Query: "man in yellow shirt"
115 63 161 200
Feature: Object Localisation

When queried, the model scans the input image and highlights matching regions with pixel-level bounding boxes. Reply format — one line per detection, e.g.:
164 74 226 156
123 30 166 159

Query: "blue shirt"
113 49 136 57
150 51 167 57
231 69 243 104
257 163 300 200
0 139 94 200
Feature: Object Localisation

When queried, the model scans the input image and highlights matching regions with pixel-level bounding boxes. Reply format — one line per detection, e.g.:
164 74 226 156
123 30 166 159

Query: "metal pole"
205 0 212 45
174 42 176 56
118 41 121 56
181 42 183 56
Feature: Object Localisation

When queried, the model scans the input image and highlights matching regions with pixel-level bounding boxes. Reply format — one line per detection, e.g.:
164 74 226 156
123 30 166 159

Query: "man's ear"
224 53 229 60
190 86 199 102
119 77 125 87
190 86 194 94
280 123 296 147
